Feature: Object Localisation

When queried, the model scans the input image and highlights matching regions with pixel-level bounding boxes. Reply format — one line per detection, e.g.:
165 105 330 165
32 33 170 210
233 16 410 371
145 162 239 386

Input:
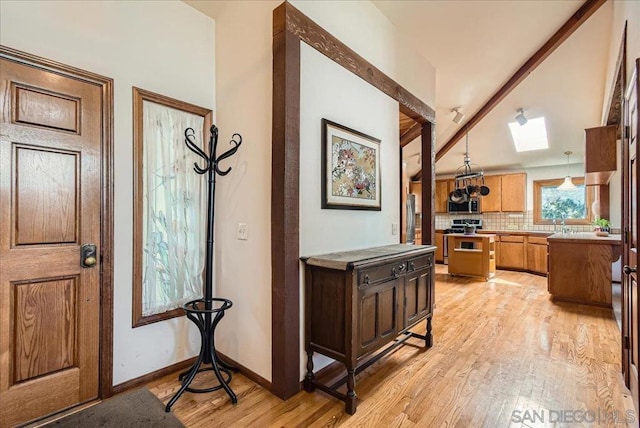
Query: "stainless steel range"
443 219 482 264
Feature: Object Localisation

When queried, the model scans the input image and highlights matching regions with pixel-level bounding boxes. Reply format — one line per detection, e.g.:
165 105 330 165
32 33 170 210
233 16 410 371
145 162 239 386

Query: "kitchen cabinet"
547 233 621 307
500 173 526 212
526 236 548 275
479 173 525 213
447 234 496 280
498 235 525 269
435 232 444 263
480 175 502 212
435 180 449 213
302 244 436 414
585 125 617 185
409 181 422 213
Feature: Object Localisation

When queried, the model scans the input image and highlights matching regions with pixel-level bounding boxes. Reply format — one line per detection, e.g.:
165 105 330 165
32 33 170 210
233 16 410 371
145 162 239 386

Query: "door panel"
623 59 639 415
14 145 79 245
357 279 399 357
0 58 102 426
13 276 78 383
405 268 430 328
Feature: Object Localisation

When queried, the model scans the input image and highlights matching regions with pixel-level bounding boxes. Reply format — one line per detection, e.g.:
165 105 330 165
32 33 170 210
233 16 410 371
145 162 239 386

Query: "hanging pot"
467 185 480 198
449 188 469 204
479 186 490 196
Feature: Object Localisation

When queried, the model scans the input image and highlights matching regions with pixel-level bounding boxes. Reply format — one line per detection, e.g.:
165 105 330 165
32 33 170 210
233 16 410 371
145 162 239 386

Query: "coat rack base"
165 298 238 412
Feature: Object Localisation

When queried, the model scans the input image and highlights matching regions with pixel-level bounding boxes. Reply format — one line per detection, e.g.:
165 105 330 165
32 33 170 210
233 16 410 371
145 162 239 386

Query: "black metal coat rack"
165 124 242 412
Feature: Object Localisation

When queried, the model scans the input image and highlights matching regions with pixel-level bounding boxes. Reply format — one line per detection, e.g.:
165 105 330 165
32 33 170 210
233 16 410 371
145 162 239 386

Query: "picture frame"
321 119 381 210
132 87 212 327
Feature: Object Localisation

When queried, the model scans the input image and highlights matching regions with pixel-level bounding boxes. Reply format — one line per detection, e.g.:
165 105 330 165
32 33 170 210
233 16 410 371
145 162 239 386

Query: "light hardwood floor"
148 266 637 427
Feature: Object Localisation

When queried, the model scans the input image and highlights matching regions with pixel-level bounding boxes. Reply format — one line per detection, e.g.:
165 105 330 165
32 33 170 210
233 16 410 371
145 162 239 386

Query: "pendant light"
557 151 577 191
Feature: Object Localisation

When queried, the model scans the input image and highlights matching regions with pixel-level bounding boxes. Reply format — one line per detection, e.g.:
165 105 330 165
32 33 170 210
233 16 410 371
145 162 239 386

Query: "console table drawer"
408 254 433 271
359 262 405 285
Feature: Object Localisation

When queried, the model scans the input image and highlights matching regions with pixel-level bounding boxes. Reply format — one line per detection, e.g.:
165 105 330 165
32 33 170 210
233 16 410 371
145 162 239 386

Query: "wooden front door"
623 58 639 414
0 56 103 426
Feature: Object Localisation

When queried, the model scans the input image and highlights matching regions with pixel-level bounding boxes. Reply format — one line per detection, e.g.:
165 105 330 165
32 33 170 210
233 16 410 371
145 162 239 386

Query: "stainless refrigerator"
406 193 416 244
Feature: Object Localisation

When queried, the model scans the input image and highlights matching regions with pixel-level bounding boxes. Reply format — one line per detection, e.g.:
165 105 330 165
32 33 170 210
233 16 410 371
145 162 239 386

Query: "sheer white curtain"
141 101 205 316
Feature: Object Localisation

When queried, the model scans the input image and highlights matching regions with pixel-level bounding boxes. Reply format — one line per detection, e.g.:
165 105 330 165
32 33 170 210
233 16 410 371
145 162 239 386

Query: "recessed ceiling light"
508 117 549 152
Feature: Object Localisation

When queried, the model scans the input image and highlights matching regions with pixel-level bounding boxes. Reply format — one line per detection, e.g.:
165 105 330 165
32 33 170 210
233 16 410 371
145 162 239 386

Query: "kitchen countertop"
547 232 621 245
436 229 553 237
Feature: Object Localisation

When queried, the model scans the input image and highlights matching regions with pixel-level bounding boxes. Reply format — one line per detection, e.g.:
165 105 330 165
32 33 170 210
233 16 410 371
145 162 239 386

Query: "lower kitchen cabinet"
435 232 444 263
498 235 525 269
301 244 436 414
526 236 548 274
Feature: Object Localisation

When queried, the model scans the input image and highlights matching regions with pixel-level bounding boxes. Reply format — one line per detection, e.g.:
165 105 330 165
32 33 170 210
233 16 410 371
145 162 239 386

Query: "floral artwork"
322 119 381 210
331 136 377 199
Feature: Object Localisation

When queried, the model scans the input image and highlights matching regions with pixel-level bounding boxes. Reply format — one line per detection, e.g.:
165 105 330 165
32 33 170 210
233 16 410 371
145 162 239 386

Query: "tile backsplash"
435 211 617 233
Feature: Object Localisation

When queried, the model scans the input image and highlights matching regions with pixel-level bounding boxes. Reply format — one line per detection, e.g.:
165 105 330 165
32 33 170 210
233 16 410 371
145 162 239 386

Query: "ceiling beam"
400 122 422 147
435 0 607 162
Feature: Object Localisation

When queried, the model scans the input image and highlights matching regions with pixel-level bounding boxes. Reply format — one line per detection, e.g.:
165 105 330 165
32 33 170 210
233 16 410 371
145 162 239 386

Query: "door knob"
623 265 637 275
81 244 98 268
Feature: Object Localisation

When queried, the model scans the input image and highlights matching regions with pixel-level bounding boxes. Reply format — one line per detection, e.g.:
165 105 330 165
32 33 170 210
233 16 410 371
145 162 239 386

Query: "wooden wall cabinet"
498 235 525 269
435 180 449 213
409 181 422 213
500 173 526 212
479 173 525 213
481 175 502 212
585 125 617 186
302 245 436 414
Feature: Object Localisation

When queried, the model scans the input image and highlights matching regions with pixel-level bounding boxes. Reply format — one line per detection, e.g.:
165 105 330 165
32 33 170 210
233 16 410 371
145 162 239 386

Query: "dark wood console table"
301 244 437 414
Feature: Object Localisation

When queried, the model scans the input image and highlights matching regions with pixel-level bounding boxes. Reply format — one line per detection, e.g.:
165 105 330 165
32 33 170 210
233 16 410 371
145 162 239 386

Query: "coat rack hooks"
165 124 242 412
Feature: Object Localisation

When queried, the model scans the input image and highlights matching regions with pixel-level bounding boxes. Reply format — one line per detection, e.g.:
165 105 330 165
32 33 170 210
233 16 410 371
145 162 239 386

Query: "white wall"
299 39 400 257
602 0 640 121
0 0 215 385
206 0 435 383
299 43 400 375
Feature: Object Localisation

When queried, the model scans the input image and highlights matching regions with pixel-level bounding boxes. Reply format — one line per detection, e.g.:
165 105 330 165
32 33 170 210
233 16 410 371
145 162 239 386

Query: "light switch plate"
392 223 399 235
237 223 248 240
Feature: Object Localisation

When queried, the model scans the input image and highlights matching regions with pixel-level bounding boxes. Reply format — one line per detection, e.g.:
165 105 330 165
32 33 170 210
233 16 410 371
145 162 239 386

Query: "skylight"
508 117 549 152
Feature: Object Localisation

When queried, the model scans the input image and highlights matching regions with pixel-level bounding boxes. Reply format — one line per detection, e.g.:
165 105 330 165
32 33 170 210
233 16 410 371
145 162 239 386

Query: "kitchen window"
533 177 594 225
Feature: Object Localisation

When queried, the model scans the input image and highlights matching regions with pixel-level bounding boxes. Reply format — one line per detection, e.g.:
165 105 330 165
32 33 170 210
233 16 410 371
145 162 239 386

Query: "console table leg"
304 351 315 392
426 316 433 348
345 369 357 415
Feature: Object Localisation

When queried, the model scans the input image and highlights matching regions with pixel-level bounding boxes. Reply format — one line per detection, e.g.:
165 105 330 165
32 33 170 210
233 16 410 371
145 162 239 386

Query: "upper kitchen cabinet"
435 180 449 213
409 181 422 213
501 173 526 212
480 175 502 212
480 173 526 213
584 125 617 186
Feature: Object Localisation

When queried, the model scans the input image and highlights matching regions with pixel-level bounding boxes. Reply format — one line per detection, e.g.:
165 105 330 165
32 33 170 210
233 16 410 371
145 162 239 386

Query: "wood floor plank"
147 266 637 427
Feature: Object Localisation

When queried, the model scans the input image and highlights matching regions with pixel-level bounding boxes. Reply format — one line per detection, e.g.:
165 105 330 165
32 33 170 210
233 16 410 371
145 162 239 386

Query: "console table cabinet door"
357 277 401 358
405 268 431 329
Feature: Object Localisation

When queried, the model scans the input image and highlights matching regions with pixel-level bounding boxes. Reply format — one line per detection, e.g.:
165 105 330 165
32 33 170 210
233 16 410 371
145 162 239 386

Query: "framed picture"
132 87 212 327
321 119 381 210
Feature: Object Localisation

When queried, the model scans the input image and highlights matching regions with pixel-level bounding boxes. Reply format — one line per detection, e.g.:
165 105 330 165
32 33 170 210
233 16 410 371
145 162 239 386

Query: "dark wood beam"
271 2 301 400
421 122 435 246
435 0 607 161
284 4 435 124
400 122 422 147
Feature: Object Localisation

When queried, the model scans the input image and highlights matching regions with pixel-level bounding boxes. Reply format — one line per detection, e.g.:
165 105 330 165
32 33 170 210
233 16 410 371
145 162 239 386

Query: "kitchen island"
447 233 496 280
547 232 621 307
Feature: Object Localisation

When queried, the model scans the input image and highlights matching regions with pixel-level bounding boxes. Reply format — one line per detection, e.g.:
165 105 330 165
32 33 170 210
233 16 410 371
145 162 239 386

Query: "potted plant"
593 218 611 236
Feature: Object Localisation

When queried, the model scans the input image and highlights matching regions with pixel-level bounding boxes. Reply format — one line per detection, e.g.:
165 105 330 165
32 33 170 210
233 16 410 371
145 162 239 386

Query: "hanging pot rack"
448 134 490 203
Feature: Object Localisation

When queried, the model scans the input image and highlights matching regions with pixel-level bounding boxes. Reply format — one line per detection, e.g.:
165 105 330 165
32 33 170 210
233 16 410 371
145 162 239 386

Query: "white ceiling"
373 0 614 176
